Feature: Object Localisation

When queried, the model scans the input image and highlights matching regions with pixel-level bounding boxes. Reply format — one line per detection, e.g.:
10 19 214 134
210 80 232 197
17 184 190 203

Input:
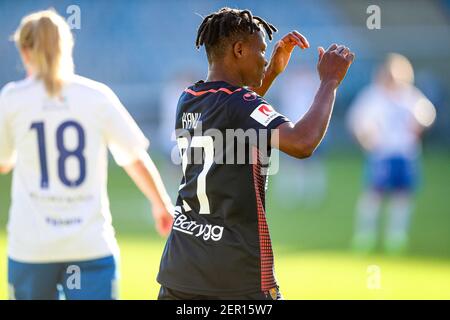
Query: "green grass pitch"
0 152 449 299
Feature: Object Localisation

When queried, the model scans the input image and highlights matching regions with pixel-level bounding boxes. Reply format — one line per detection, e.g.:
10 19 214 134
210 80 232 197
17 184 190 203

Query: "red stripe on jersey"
252 147 277 292
184 87 242 96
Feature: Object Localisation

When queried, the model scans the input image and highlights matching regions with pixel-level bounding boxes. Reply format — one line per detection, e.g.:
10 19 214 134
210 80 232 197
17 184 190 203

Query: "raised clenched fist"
317 44 355 87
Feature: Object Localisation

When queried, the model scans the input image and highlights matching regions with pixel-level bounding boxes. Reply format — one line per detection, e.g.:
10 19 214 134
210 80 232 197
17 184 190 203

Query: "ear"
232 41 244 59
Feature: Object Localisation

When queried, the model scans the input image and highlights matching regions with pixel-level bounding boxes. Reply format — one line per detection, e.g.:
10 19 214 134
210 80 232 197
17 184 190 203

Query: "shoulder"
0 77 37 100
228 88 286 127
0 78 39 117
408 85 426 100
68 75 118 102
227 87 274 115
402 85 431 111
230 87 262 102
227 87 269 111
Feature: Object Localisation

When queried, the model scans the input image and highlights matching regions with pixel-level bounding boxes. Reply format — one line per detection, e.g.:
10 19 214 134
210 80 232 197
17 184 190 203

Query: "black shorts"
157 286 283 300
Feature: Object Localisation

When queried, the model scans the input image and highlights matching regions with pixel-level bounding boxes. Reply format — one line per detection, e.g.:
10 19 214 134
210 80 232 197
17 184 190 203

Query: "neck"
206 61 244 87
25 65 34 77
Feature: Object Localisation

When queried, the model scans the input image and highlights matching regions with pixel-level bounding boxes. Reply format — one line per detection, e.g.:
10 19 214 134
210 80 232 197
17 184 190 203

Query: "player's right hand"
268 30 310 76
317 44 355 87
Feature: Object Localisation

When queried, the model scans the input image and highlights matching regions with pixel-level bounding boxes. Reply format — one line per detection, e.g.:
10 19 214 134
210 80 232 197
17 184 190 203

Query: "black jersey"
157 80 290 296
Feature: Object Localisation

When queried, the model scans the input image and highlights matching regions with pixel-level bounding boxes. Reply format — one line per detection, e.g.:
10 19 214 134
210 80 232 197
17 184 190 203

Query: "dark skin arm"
272 44 355 158
251 31 310 96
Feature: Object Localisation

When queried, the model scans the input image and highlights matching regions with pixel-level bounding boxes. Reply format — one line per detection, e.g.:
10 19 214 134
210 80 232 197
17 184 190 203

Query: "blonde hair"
14 9 74 97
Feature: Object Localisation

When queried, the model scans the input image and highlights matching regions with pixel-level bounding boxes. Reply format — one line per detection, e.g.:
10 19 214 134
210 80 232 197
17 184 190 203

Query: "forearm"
274 80 338 158
294 79 338 149
274 43 353 158
123 153 172 209
251 31 310 96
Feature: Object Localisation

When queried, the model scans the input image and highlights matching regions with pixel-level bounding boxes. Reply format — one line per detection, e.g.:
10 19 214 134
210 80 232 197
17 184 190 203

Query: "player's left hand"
267 31 310 76
152 203 174 237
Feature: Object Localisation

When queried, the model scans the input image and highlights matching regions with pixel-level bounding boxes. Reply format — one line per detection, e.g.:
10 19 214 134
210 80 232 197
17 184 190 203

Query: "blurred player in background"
157 7 354 300
0 10 173 300
347 53 436 255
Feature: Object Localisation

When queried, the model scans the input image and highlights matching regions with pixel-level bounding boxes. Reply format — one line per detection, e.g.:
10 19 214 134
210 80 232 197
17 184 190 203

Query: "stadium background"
0 0 449 299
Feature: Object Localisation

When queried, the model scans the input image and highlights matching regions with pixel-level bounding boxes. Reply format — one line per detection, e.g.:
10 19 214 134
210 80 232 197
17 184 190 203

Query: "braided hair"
195 7 277 61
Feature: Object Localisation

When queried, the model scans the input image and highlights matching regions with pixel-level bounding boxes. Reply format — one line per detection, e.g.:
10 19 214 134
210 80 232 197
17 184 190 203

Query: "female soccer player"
0 10 173 300
347 53 436 254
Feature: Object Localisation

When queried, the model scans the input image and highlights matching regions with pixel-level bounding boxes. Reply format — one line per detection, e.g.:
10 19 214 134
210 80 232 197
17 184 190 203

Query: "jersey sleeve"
0 86 16 167
100 87 150 166
409 87 436 128
227 90 290 146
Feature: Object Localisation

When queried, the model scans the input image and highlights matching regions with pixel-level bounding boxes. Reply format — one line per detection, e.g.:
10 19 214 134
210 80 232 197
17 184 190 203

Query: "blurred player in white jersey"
0 10 173 299
347 53 436 254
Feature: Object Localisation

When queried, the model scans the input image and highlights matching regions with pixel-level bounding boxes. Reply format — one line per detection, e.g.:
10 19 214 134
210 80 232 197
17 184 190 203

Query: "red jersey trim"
252 147 277 292
184 87 242 96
